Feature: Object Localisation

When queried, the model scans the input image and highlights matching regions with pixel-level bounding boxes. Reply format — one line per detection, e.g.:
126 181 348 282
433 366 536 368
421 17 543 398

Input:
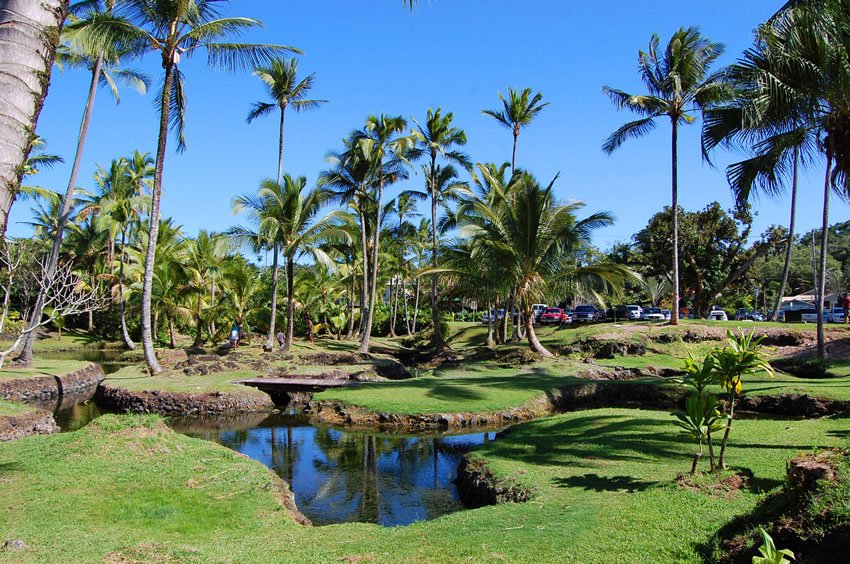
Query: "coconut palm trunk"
16 54 104 366
359 179 384 354
412 276 420 334
277 105 286 185
523 305 552 357
357 206 369 337
671 120 681 326
140 61 177 375
486 300 495 348
167 314 175 349
118 228 134 349
816 140 834 359
283 255 295 351
429 168 444 347
772 147 799 321
0 0 68 238
511 128 518 171
265 244 280 351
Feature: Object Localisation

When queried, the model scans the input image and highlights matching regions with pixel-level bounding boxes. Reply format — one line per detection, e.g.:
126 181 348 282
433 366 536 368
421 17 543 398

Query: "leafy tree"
482 88 548 170
603 27 730 325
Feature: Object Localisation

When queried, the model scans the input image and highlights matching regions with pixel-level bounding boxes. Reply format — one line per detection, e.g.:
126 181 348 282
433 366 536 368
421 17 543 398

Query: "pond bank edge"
0 362 105 403
95 381 275 416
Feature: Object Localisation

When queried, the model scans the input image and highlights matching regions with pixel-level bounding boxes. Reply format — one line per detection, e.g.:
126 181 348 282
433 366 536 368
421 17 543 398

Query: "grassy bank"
0 410 845 562
104 364 270 397
0 359 88 381
0 400 38 416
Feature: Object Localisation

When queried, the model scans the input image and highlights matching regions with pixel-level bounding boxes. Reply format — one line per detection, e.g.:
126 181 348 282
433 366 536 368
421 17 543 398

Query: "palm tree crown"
482 87 549 170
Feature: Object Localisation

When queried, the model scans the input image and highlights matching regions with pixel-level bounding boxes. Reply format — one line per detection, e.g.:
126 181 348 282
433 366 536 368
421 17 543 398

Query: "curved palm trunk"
772 147 799 321
524 306 552 357
816 141 834 360
0 0 68 238
360 189 382 353
670 120 680 326
265 244 280 351
140 61 177 375
118 229 134 349
429 158 445 349
17 54 103 366
283 256 295 352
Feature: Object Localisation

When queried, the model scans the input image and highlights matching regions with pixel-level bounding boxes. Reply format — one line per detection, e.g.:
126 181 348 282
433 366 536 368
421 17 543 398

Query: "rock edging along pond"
95 381 275 416
0 362 105 403
0 410 58 441
303 382 850 432
455 455 535 507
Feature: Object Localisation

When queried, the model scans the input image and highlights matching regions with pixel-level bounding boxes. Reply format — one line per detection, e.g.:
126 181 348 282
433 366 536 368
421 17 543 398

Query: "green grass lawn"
0 410 846 562
314 363 583 414
0 400 37 416
104 364 270 397
0 359 88 381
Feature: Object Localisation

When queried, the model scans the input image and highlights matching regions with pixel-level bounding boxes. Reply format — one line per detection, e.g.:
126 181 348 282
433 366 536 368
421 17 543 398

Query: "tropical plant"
410 107 470 347
0 0 69 238
753 528 795 564
247 56 326 185
674 355 721 471
712 330 775 469
482 88 548 170
642 275 672 307
184 230 229 347
603 27 730 326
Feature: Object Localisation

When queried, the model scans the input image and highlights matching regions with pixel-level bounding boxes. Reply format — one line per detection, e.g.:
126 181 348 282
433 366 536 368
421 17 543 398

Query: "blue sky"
12 0 847 251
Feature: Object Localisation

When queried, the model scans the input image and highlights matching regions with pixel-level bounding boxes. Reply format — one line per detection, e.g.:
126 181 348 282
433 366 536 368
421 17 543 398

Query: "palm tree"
247 57 327 185
460 171 635 356
0 0 69 237
353 114 414 353
482 88 549 171
411 108 470 347
602 27 729 326
184 230 229 348
72 0 297 373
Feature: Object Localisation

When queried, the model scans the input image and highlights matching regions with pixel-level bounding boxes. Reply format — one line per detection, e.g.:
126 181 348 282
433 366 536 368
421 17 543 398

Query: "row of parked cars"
479 304 673 326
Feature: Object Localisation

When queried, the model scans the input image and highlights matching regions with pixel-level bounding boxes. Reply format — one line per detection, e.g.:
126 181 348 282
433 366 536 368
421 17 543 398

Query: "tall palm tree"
184 230 229 348
411 108 470 347
0 0 69 237
352 114 414 353
72 0 297 373
247 57 327 185
482 88 549 171
602 27 729 326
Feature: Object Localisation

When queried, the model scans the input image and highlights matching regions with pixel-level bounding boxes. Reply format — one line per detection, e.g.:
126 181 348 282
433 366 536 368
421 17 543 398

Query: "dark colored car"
572 305 599 323
539 307 570 325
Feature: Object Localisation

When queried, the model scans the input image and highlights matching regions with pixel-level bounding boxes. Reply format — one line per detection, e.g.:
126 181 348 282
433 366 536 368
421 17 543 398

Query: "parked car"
707 307 728 321
661 309 671 320
641 306 665 321
481 309 505 323
831 307 846 323
531 303 548 322
625 305 643 321
573 305 599 323
539 307 571 325
801 308 818 323
735 308 765 322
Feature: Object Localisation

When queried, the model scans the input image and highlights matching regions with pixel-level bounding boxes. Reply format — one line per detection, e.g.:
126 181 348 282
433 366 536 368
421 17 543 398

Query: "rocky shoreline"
95 381 275 416
0 362 105 403
0 409 58 441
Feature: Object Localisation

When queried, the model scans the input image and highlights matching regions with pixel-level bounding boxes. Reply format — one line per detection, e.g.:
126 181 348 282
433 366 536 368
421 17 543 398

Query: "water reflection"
180 412 497 526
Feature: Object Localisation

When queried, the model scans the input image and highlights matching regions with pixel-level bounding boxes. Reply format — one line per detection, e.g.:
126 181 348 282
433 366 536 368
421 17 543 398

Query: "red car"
539 307 571 325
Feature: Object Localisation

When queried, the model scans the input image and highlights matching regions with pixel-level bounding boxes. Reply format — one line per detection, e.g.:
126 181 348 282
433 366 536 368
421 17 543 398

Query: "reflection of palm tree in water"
269 427 297 491
360 434 380 522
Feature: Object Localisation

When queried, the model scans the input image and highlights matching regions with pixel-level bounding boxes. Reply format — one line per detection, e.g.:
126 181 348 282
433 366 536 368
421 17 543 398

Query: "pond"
53 393 497 527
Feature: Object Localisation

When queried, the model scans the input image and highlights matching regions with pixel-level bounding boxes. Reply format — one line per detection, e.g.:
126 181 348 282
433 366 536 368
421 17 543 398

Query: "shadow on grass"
425 383 485 402
552 473 656 493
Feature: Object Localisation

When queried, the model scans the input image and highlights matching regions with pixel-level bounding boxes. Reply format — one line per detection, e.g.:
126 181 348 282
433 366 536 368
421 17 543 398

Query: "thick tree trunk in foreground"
140 61 177 375
0 0 68 238
524 307 552 357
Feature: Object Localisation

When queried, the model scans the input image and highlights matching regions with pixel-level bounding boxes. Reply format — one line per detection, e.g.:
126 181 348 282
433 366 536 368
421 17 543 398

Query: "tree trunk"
524 305 552 357
346 276 356 340
500 298 510 343
772 147 799 321
718 390 737 470
193 293 203 348
412 276 420 334
17 53 103 366
359 176 384 354
265 244 280 351
140 60 177 375
87 272 94 332
284 256 295 352
706 430 717 473
429 158 444 349
0 0 68 238
389 275 399 338
670 119 680 326
209 278 216 339
816 141 833 360
690 445 702 475
277 105 286 185
511 129 518 171
403 277 411 336
486 300 495 348
357 205 369 338
168 314 175 349
118 229 134 349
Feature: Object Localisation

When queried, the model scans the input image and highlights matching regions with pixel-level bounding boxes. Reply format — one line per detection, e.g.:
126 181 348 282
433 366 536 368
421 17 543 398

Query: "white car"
707 307 728 321
531 303 548 322
625 305 643 320
830 307 846 323
641 307 665 321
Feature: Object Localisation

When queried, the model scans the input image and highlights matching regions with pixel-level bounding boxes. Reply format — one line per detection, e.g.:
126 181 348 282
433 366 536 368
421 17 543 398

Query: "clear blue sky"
11 0 846 251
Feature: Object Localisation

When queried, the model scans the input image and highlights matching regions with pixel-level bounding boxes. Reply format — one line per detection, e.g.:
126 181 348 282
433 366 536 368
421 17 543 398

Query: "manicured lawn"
0 359 88 381
315 364 583 414
0 410 845 562
0 400 37 416
104 364 270 397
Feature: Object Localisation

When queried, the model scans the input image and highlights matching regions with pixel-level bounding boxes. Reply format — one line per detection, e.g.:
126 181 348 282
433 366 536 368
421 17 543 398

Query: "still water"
177 412 497 526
